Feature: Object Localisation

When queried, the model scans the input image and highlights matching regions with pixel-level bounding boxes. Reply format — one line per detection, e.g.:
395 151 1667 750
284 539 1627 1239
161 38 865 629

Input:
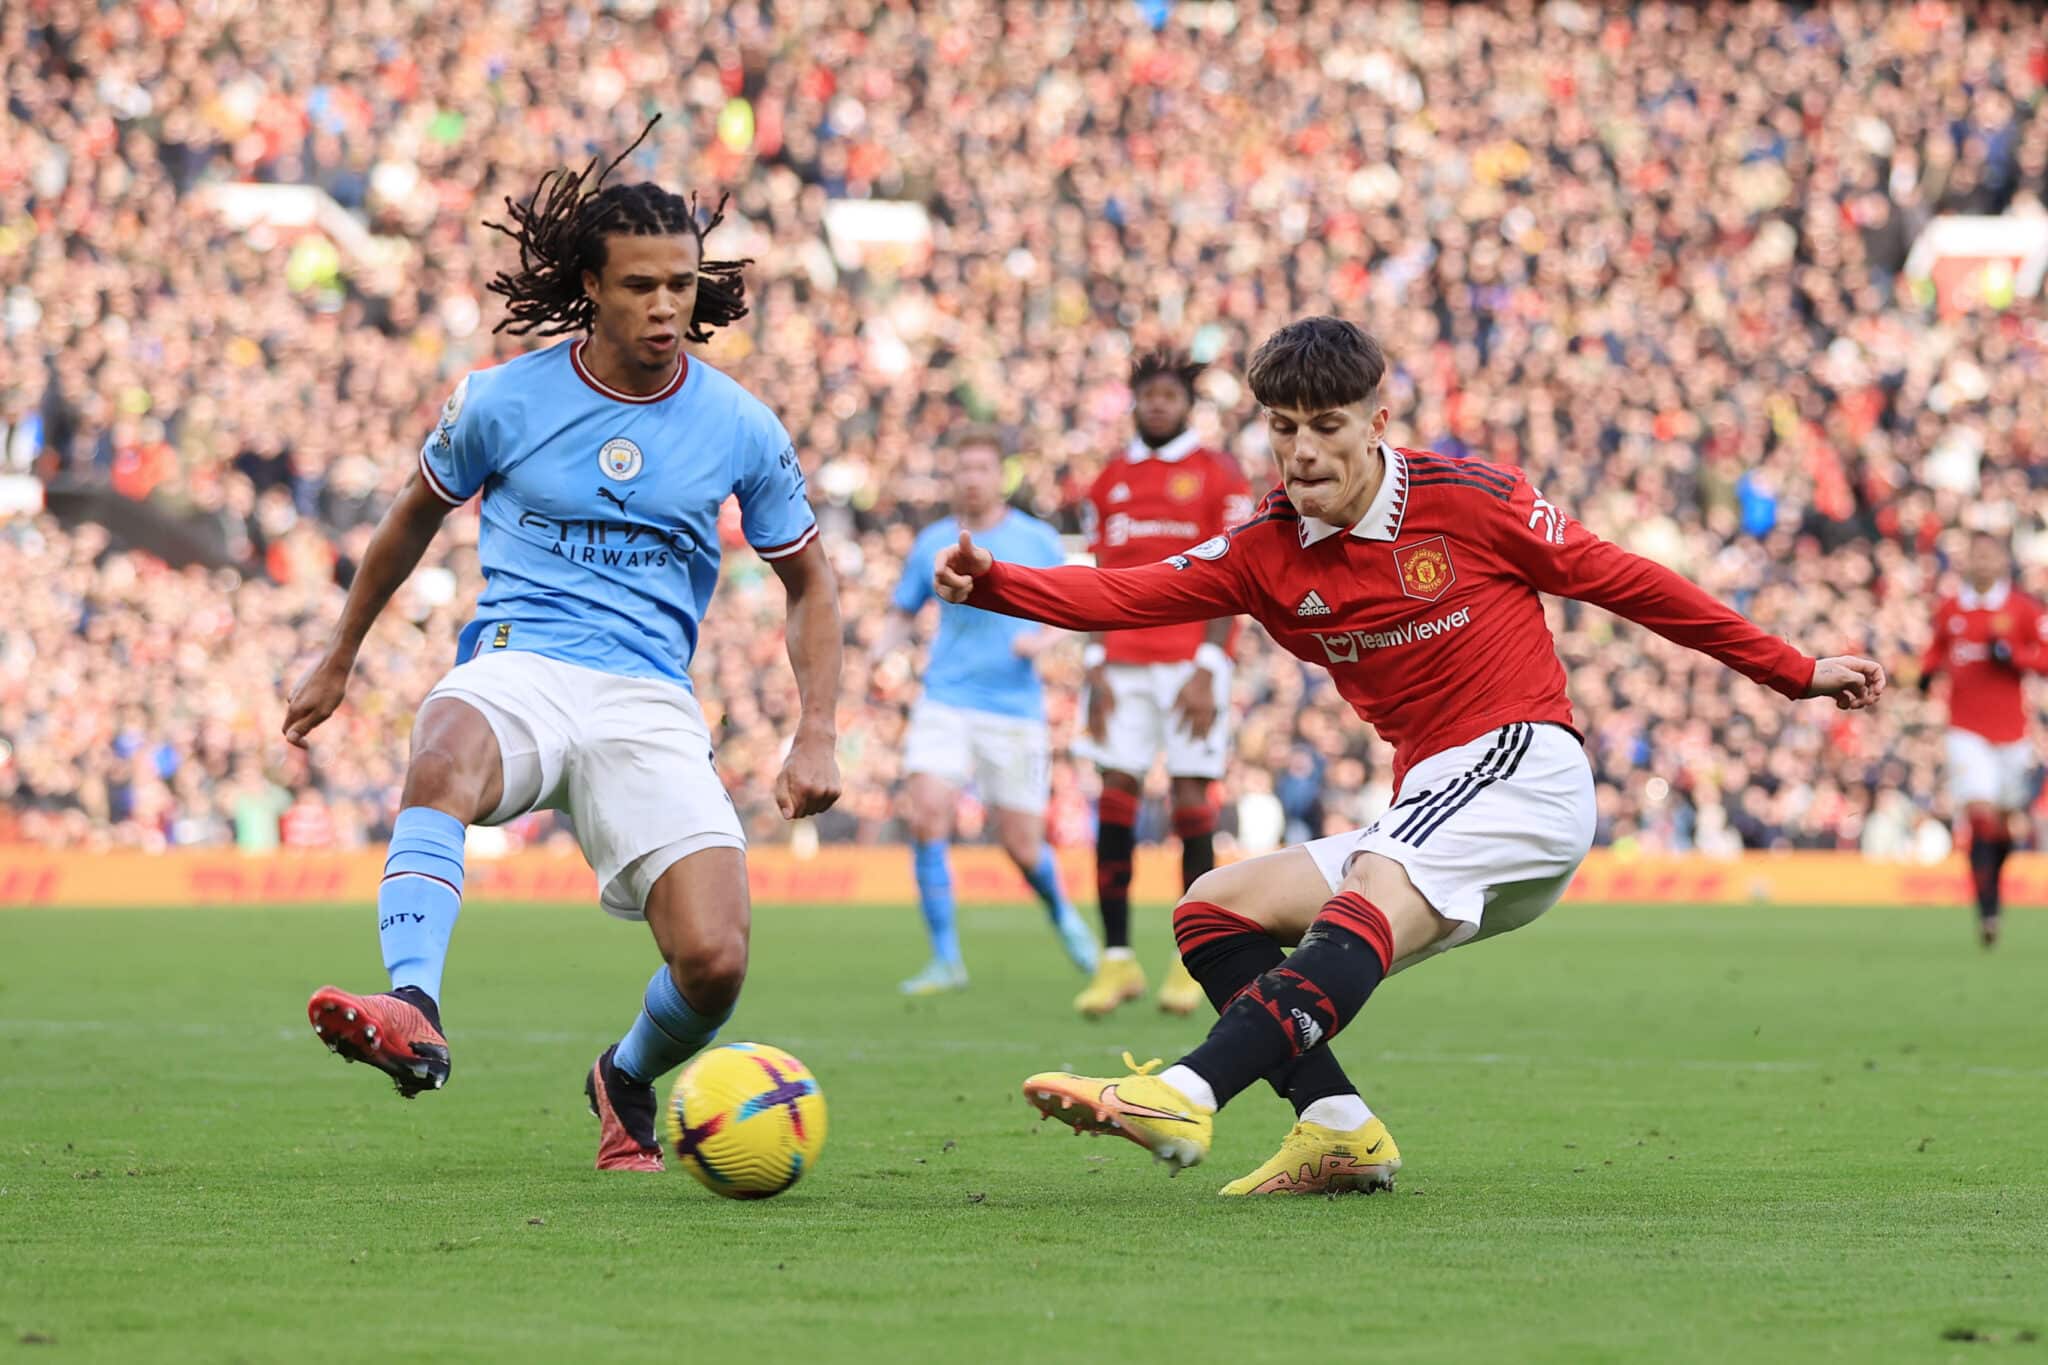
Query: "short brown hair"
948 424 1006 458
1246 317 1387 413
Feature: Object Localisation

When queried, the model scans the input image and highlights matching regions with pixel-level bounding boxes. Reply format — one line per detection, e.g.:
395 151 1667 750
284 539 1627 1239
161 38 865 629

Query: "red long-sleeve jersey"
973 444 1817 786
1081 436 1252 663
1919 583 2047 743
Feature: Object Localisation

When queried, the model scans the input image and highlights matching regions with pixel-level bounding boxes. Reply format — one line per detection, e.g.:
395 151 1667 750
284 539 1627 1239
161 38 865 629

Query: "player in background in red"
1917 530 2047 948
1071 350 1254 1019
937 317 1885 1194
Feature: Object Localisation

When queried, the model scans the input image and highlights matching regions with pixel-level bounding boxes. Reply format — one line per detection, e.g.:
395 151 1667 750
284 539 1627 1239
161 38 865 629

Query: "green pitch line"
1 903 2042 1363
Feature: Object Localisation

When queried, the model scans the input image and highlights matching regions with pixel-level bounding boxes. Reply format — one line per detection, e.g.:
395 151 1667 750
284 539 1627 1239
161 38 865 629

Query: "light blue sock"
1022 844 1076 924
379 807 466 1002
613 966 731 1084
913 839 961 966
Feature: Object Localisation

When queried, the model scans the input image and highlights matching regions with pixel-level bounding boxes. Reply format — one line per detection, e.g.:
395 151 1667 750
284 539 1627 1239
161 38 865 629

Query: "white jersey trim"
756 523 820 561
418 447 468 506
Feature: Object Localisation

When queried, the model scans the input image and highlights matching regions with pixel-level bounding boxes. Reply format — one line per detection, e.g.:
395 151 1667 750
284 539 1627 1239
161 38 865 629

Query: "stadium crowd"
5 0 2048 860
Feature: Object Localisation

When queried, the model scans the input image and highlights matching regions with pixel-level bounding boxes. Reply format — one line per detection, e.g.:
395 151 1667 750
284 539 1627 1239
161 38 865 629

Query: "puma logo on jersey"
596 486 636 514
1296 590 1332 617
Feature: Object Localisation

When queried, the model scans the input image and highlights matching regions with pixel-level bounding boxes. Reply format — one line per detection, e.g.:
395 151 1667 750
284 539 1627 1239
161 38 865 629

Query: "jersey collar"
1125 428 1202 464
1959 580 2011 611
1298 443 1408 547
570 338 688 404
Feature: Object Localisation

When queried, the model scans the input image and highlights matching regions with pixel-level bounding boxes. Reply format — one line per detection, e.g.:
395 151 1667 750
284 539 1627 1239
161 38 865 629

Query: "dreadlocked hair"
484 115 751 341
1130 347 1205 399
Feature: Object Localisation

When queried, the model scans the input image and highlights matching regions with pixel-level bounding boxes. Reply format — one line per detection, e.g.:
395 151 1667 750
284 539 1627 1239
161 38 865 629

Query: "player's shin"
1174 804 1218 891
1967 810 2006 918
1172 900 1367 1119
1165 891 1393 1112
913 839 962 965
612 964 733 1085
378 807 467 1008
1095 787 1139 951
1021 843 1074 921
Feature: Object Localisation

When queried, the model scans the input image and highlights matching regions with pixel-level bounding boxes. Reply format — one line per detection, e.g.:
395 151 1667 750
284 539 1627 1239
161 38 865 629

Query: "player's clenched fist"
775 730 843 820
934 530 992 603
1805 655 1887 711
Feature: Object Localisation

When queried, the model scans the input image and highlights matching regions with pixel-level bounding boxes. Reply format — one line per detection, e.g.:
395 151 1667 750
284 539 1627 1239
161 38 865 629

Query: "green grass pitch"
3 899 2044 1362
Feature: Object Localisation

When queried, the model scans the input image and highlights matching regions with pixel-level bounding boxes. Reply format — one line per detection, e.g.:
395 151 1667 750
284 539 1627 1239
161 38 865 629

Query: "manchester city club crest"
599 436 644 481
1394 535 1456 602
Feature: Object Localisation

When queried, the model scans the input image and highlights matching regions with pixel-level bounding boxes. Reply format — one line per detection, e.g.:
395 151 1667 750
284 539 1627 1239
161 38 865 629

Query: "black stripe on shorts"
1392 723 1522 844
1408 722 1536 847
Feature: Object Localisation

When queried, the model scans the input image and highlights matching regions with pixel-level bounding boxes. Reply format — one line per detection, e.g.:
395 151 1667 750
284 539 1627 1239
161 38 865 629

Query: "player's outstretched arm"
767 537 844 820
935 531 1248 629
284 469 457 748
1497 481 1833 701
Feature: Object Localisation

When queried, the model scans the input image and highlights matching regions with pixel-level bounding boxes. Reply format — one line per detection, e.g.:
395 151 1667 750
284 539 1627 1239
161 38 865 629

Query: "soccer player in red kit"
936 317 1885 1194
1071 349 1253 1019
1918 530 2047 948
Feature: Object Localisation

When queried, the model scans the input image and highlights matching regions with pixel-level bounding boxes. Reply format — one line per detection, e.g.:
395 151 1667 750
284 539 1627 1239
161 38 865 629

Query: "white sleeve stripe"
756 523 820 560
418 449 466 505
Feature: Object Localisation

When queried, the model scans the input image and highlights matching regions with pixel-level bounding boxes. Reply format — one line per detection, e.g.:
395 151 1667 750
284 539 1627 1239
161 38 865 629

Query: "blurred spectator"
4 0 2047 855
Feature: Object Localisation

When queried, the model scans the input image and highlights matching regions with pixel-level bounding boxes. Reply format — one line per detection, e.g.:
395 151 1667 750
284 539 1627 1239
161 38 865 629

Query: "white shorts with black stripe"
1304 722 1595 972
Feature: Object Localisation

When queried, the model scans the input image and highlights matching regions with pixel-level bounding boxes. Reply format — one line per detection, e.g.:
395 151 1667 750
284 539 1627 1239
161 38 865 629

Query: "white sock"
1158 1064 1217 1111
1105 947 1136 961
1299 1094 1374 1130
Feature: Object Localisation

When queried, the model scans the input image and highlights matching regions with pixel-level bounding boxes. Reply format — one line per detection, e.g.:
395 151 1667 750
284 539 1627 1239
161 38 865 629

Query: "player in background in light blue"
871 427 1098 994
283 120 843 1172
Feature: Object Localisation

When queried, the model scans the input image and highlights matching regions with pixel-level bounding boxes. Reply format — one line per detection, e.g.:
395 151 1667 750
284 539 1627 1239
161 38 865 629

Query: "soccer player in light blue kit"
871 427 1098 994
283 125 843 1172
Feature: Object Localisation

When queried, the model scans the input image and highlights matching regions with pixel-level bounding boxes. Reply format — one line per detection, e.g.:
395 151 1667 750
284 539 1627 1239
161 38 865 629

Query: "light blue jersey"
421 338 817 686
893 510 1065 720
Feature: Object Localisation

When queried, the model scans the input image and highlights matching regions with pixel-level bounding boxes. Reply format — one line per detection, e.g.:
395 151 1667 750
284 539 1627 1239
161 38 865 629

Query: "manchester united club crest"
1167 471 1202 502
1394 536 1456 602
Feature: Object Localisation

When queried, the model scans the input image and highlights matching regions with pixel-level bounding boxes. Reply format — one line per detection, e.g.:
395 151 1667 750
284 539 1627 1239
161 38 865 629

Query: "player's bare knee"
667 932 748 1014
401 744 484 817
1338 853 1452 958
1099 769 1142 796
1181 865 1250 915
999 831 1040 870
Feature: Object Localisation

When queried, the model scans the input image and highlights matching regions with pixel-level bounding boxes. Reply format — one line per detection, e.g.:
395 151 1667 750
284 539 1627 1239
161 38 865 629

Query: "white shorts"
1304 722 1595 973
426 651 745 919
1946 728 2036 809
1071 659 1233 780
902 698 1050 813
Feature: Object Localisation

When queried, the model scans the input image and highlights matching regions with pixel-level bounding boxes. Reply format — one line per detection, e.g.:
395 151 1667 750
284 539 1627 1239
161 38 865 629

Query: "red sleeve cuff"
1777 652 1817 699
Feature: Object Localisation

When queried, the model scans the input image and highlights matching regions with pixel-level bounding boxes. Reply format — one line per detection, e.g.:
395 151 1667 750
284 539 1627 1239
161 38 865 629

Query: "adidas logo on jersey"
1296 590 1332 617
1290 1008 1325 1050
1108 484 1132 503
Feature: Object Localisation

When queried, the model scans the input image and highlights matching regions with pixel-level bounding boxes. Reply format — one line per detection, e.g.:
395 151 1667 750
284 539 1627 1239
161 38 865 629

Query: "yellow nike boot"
1156 955 1206 1016
1218 1117 1401 1196
1073 954 1147 1017
1022 1053 1213 1172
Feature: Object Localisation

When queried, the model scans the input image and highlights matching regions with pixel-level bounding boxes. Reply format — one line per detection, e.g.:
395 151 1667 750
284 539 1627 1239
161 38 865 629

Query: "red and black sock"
1173 802 1218 893
1176 891 1393 1110
1095 787 1139 951
1172 901 1360 1113
1967 811 2012 920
